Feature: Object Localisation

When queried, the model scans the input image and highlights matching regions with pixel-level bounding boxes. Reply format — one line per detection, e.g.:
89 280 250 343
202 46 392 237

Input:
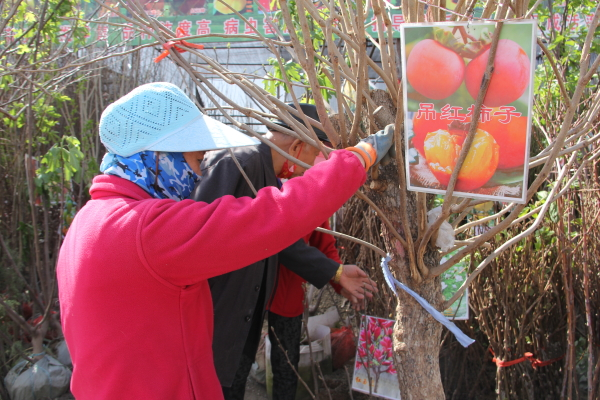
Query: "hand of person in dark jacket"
340 287 364 311
338 265 377 300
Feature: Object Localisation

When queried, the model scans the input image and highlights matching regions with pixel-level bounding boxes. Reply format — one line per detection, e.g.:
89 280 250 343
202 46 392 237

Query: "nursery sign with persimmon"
400 21 536 203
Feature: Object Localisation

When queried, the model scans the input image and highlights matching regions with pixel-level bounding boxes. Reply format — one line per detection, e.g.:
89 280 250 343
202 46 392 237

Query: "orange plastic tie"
529 353 564 369
154 27 204 63
489 348 563 369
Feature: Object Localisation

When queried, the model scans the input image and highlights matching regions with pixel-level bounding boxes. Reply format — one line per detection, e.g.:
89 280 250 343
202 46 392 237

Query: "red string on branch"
489 348 564 369
154 28 205 63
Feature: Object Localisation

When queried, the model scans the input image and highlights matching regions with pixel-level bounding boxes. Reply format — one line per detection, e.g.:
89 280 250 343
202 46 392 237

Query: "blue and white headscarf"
100 151 199 201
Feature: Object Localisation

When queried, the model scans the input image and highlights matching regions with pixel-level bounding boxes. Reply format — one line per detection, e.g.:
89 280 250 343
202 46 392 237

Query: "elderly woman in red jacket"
57 82 392 400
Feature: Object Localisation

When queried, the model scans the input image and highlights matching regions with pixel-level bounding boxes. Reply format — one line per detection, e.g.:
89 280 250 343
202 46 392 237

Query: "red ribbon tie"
154 27 204 63
490 348 564 369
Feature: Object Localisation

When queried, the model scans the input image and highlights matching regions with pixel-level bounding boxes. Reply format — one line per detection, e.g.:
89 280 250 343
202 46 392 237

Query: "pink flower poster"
352 316 401 399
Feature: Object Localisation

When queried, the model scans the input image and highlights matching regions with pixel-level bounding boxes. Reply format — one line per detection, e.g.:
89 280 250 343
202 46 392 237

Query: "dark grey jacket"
191 142 339 386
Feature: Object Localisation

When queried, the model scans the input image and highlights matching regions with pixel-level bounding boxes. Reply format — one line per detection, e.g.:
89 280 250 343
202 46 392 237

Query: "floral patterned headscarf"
100 151 199 201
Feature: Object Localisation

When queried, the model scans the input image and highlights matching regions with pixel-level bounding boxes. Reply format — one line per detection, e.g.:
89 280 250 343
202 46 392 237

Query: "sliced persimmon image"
423 128 499 191
478 115 528 170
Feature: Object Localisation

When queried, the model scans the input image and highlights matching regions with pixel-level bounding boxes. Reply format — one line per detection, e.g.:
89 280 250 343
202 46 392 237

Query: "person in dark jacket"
191 104 388 399
267 135 363 399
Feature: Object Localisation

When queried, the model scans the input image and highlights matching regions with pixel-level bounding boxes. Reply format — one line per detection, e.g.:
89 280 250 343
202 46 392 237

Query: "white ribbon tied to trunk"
381 254 475 348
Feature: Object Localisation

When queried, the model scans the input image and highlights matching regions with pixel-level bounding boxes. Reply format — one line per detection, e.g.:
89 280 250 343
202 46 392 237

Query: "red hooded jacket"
57 150 365 400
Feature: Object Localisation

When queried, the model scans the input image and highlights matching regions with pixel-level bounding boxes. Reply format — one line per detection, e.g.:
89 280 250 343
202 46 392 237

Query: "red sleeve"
307 220 343 294
139 150 365 286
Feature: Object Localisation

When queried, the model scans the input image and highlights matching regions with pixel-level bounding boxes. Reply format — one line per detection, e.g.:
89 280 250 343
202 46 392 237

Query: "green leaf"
16 44 32 54
536 191 549 201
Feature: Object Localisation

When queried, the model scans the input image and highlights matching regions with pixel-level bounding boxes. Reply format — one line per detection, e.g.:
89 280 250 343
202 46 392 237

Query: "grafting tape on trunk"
380 254 475 348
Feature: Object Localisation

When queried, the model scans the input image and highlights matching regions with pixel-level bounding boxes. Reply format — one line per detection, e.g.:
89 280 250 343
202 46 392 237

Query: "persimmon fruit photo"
464 39 530 107
407 39 465 100
411 112 448 156
478 115 528 169
423 128 499 191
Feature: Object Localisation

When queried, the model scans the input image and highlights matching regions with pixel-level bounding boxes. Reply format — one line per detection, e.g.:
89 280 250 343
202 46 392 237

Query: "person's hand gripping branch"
346 124 396 170
333 264 378 302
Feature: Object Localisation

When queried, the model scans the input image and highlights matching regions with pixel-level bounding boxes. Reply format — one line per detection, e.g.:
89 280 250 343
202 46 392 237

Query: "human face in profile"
183 151 206 175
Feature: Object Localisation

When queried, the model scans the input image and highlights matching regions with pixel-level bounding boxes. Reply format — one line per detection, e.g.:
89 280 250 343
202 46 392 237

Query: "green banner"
4 1 594 47
66 0 408 45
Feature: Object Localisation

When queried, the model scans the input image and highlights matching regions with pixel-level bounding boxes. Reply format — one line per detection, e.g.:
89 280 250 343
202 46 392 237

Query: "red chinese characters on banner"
97 25 108 41
162 21 173 31
3 27 15 45
391 15 404 31
567 14 580 32
371 16 378 32
542 12 595 33
552 13 562 30
177 20 192 36
122 24 135 41
370 16 390 33
196 19 211 35
584 14 595 27
59 25 72 43
223 18 239 34
263 17 275 35
244 17 258 35
141 28 153 40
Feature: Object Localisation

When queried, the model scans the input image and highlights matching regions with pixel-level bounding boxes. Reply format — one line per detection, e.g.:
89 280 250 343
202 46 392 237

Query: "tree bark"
361 90 446 399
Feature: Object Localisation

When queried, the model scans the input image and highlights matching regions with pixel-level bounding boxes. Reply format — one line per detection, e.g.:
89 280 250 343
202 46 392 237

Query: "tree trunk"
367 174 445 399
31 320 49 361
393 278 445 399
362 90 446 399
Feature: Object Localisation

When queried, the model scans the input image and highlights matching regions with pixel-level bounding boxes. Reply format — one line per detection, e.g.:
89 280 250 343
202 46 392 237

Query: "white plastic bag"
55 340 72 368
305 306 339 331
427 206 455 251
4 355 71 400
